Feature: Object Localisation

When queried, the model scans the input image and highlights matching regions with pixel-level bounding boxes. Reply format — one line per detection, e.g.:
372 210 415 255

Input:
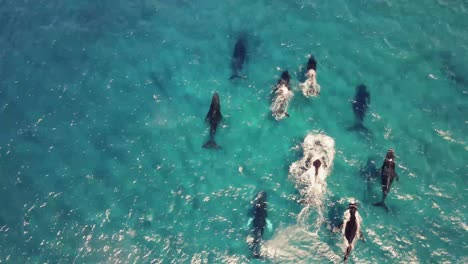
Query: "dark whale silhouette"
230 36 246 80
351 84 370 130
250 191 268 258
313 159 321 177
360 157 380 202
203 93 222 149
277 70 291 87
299 55 321 97
296 55 317 83
307 56 317 71
373 149 398 211
342 202 364 262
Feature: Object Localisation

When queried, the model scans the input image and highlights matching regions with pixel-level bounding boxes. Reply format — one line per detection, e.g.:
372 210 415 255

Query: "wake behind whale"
299 56 321 97
271 71 294 120
289 133 336 225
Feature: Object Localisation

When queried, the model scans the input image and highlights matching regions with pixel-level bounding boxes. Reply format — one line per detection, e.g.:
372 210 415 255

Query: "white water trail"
271 84 294 120
261 224 341 263
289 133 335 227
300 69 321 97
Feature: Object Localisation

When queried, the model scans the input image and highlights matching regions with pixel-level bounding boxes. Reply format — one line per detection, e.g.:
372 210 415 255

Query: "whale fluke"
344 245 352 262
229 74 246 80
372 201 389 212
347 122 369 132
202 138 220 149
252 228 263 258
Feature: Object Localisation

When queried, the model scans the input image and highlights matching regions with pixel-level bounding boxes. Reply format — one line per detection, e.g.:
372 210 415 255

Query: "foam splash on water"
261 224 340 262
270 84 294 120
299 69 321 97
435 129 465 145
289 133 336 226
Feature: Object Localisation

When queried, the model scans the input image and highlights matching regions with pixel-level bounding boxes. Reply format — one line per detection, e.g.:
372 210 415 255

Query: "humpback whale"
203 93 222 149
300 56 321 97
270 71 294 120
247 191 271 258
373 149 398 211
351 84 370 130
341 202 364 262
230 36 246 80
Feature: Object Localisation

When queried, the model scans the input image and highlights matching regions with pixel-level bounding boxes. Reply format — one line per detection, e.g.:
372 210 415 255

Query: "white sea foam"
289 133 335 225
300 69 321 97
261 225 340 262
270 84 294 120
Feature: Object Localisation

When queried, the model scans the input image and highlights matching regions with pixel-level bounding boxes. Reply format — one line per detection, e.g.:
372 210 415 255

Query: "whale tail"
373 201 389 212
203 138 220 149
252 244 261 259
252 229 263 258
229 74 246 80
344 245 352 262
348 122 368 132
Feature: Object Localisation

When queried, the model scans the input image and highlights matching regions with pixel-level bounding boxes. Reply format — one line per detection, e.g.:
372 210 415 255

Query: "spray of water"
300 69 321 97
289 133 335 226
270 84 294 120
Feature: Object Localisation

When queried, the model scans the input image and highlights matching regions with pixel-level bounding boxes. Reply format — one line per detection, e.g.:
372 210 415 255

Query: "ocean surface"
0 0 467 263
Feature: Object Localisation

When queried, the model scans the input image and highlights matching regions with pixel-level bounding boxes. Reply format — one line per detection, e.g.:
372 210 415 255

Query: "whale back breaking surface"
301 57 321 97
307 56 317 71
203 93 222 149
250 191 267 258
252 191 267 231
381 151 396 194
271 71 293 120
344 212 357 244
342 207 362 261
205 93 222 133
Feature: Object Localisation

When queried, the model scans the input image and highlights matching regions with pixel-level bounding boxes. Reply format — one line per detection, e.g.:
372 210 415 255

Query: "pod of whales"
191 44 402 261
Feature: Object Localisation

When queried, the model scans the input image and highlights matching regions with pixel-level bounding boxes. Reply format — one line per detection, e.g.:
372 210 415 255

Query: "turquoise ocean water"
0 0 467 263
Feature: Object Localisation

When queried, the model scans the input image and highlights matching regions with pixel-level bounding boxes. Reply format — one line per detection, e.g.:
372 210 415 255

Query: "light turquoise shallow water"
0 0 467 263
